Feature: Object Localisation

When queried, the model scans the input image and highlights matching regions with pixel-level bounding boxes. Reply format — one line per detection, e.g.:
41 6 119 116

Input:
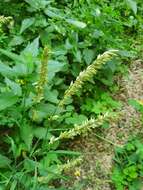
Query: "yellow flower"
16 79 25 85
74 169 81 177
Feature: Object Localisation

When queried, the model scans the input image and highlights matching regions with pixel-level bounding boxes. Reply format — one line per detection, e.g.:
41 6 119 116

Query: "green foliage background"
0 0 143 189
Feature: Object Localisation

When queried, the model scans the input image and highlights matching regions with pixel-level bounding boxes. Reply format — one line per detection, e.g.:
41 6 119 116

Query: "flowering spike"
35 46 49 103
50 113 110 144
0 15 13 32
59 50 118 107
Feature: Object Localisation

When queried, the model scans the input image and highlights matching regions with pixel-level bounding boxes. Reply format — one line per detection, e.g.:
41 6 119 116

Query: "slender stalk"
35 46 49 103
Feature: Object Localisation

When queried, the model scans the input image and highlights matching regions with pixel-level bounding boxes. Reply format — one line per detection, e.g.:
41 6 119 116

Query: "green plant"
0 0 143 189
112 138 143 190
0 44 117 189
129 99 143 124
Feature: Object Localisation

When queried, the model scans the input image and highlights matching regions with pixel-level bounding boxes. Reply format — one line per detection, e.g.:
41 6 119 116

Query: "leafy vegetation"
112 138 143 190
0 0 143 189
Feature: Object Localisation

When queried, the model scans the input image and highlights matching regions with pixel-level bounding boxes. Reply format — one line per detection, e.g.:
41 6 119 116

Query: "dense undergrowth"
0 0 143 189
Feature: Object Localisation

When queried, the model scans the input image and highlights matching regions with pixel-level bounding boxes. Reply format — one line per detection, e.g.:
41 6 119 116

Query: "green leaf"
0 154 11 168
48 60 66 81
0 48 24 63
33 127 52 140
31 103 59 122
44 8 64 19
5 78 22 96
45 88 59 104
10 36 24 46
83 49 95 65
7 136 17 159
66 19 87 28
128 99 143 112
10 180 17 190
0 92 18 111
20 17 35 34
25 0 49 10
24 158 38 172
22 37 39 57
40 153 60 168
0 61 15 78
20 123 33 151
65 113 87 125
74 50 82 62
13 64 28 76
126 0 137 15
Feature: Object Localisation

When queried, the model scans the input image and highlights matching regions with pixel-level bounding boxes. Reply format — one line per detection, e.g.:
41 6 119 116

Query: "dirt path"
65 60 143 190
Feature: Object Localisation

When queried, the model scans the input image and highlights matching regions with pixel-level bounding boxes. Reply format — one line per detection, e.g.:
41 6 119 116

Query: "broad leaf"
83 49 95 65
0 92 18 111
48 60 66 81
0 48 24 63
0 61 15 78
9 36 24 46
66 19 87 28
0 154 11 168
25 0 49 10
22 37 39 57
31 103 59 122
20 17 35 34
13 64 28 76
20 123 33 151
5 78 22 96
44 8 64 19
126 0 137 15
45 88 59 104
33 127 52 140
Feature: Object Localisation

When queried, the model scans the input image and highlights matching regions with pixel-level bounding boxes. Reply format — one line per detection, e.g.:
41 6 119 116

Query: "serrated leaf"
20 17 35 34
0 92 18 111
